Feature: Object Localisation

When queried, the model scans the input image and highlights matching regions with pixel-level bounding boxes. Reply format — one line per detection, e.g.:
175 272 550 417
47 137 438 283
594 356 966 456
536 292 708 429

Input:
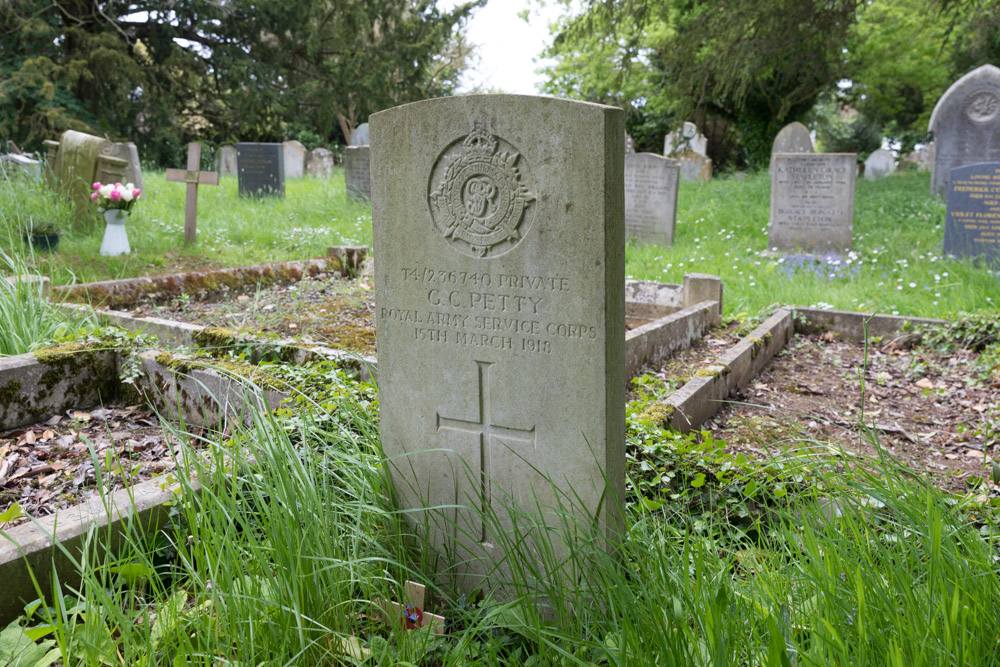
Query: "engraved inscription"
436 360 535 542
965 90 1000 124
768 153 854 251
945 164 1000 260
428 123 536 258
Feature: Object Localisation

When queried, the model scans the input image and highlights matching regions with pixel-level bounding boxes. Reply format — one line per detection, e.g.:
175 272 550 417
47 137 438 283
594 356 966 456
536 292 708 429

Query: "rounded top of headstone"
929 64 1000 131
629 152 678 164
772 121 813 154
350 123 370 146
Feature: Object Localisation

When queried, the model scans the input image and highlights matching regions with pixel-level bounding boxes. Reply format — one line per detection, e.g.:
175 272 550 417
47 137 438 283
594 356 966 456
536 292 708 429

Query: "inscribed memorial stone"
770 122 813 171
769 153 856 252
624 153 679 245
928 64 1000 196
236 143 284 197
306 148 335 177
344 146 371 199
216 145 238 175
371 95 625 591
944 162 1000 262
282 140 307 178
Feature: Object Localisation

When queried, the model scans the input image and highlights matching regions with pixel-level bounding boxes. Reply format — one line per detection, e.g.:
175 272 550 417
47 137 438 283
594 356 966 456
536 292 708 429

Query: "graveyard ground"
2 169 998 320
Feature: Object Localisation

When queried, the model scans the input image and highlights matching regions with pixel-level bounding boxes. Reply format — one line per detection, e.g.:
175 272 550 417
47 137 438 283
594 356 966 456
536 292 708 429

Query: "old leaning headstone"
769 153 856 253
770 121 813 171
283 140 307 178
625 153 679 245
236 142 284 197
864 148 896 180
306 147 335 177
216 145 238 175
103 141 143 191
344 145 370 199
928 64 1000 197
371 95 625 593
350 123 370 146
43 130 128 215
664 121 708 157
944 162 1000 261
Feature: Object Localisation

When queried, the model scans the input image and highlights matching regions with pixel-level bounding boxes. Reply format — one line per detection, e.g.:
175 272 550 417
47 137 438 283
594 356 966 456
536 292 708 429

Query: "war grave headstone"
306 147 335 177
944 162 1000 262
769 153 856 253
344 145 371 199
625 153 679 245
371 95 625 593
236 142 284 197
664 121 708 157
677 151 712 182
282 140 307 178
43 130 128 215
216 145 238 175
864 148 896 180
928 64 1000 197
770 121 813 171
166 143 220 244
350 123 370 146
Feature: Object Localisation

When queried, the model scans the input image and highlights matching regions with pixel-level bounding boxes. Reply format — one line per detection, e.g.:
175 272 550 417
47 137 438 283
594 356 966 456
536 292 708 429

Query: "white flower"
125 183 134 190
122 189 134 202
99 184 113 198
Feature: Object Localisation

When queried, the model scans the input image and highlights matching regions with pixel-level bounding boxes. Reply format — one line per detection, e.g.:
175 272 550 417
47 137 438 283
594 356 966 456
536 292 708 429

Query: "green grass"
2 167 996 320
3 360 998 666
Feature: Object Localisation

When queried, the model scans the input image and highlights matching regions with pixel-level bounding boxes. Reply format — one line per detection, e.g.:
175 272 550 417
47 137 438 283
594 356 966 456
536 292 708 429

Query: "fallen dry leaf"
915 378 935 389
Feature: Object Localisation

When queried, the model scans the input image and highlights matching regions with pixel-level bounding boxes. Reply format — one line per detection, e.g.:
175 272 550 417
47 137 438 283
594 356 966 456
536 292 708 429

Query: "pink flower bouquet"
91 182 142 212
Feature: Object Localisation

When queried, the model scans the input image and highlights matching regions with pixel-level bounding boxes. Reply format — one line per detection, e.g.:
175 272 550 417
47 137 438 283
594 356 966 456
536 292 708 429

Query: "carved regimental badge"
965 90 1000 124
428 124 536 258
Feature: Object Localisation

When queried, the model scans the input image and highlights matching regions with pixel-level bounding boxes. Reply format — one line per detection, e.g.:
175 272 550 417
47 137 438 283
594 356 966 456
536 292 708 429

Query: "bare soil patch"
0 405 195 529
679 332 998 493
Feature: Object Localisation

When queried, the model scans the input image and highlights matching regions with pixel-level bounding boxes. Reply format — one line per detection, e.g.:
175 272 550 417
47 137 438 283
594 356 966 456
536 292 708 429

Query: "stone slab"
283 140 307 178
0 348 119 431
344 146 370 200
371 94 625 592
792 307 948 342
624 153 679 245
236 142 284 197
769 153 856 252
625 300 719 380
929 64 1000 196
306 148 335 177
864 148 896 180
105 141 143 190
350 123 370 146
0 154 42 180
944 162 1000 261
677 151 711 182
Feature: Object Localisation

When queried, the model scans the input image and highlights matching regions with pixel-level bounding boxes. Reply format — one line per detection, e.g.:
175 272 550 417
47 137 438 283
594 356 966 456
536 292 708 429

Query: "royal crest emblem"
428 123 536 258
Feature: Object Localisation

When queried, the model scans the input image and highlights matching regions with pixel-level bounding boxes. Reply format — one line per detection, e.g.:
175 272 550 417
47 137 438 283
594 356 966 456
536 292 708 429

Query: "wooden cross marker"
165 142 219 244
374 580 446 635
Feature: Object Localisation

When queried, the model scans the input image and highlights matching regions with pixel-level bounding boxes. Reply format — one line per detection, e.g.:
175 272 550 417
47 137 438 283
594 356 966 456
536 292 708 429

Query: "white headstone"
928 64 1000 196
216 145 238 176
664 121 708 157
864 148 896 180
282 140 307 178
306 147 335 177
769 153 856 252
370 95 625 592
625 153 679 245
350 123 370 146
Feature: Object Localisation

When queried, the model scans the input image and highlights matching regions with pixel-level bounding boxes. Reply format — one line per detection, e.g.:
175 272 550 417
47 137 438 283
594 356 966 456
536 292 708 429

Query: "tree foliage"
0 0 481 165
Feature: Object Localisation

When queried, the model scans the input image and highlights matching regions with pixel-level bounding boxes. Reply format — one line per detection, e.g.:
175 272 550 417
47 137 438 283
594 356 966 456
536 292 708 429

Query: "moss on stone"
194 327 239 349
0 379 22 412
694 364 730 379
638 403 675 429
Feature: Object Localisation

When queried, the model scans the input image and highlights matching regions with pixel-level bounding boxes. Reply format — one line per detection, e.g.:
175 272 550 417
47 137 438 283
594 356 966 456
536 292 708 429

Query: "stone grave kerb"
928 64 1000 197
371 94 625 593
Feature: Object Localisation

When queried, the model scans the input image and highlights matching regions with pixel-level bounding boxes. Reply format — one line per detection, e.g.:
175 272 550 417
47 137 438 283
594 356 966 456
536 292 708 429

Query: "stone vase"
100 209 130 256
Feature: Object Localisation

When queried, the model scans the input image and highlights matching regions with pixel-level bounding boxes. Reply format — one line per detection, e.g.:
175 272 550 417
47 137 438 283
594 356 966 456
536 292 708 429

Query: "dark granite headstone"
236 142 284 197
944 162 1000 262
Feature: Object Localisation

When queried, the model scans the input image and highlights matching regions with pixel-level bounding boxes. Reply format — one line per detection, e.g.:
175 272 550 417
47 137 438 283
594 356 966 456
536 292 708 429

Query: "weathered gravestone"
104 141 143 191
625 132 635 154
944 162 1000 262
864 148 896 180
928 64 1000 197
770 121 813 171
43 130 128 215
282 140 307 178
350 123 370 146
677 151 711 182
236 143 284 197
664 121 708 157
371 95 625 593
624 153 679 245
344 145 371 199
216 145 238 175
306 147 335 177
769 153 856 252
0 154 42 181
